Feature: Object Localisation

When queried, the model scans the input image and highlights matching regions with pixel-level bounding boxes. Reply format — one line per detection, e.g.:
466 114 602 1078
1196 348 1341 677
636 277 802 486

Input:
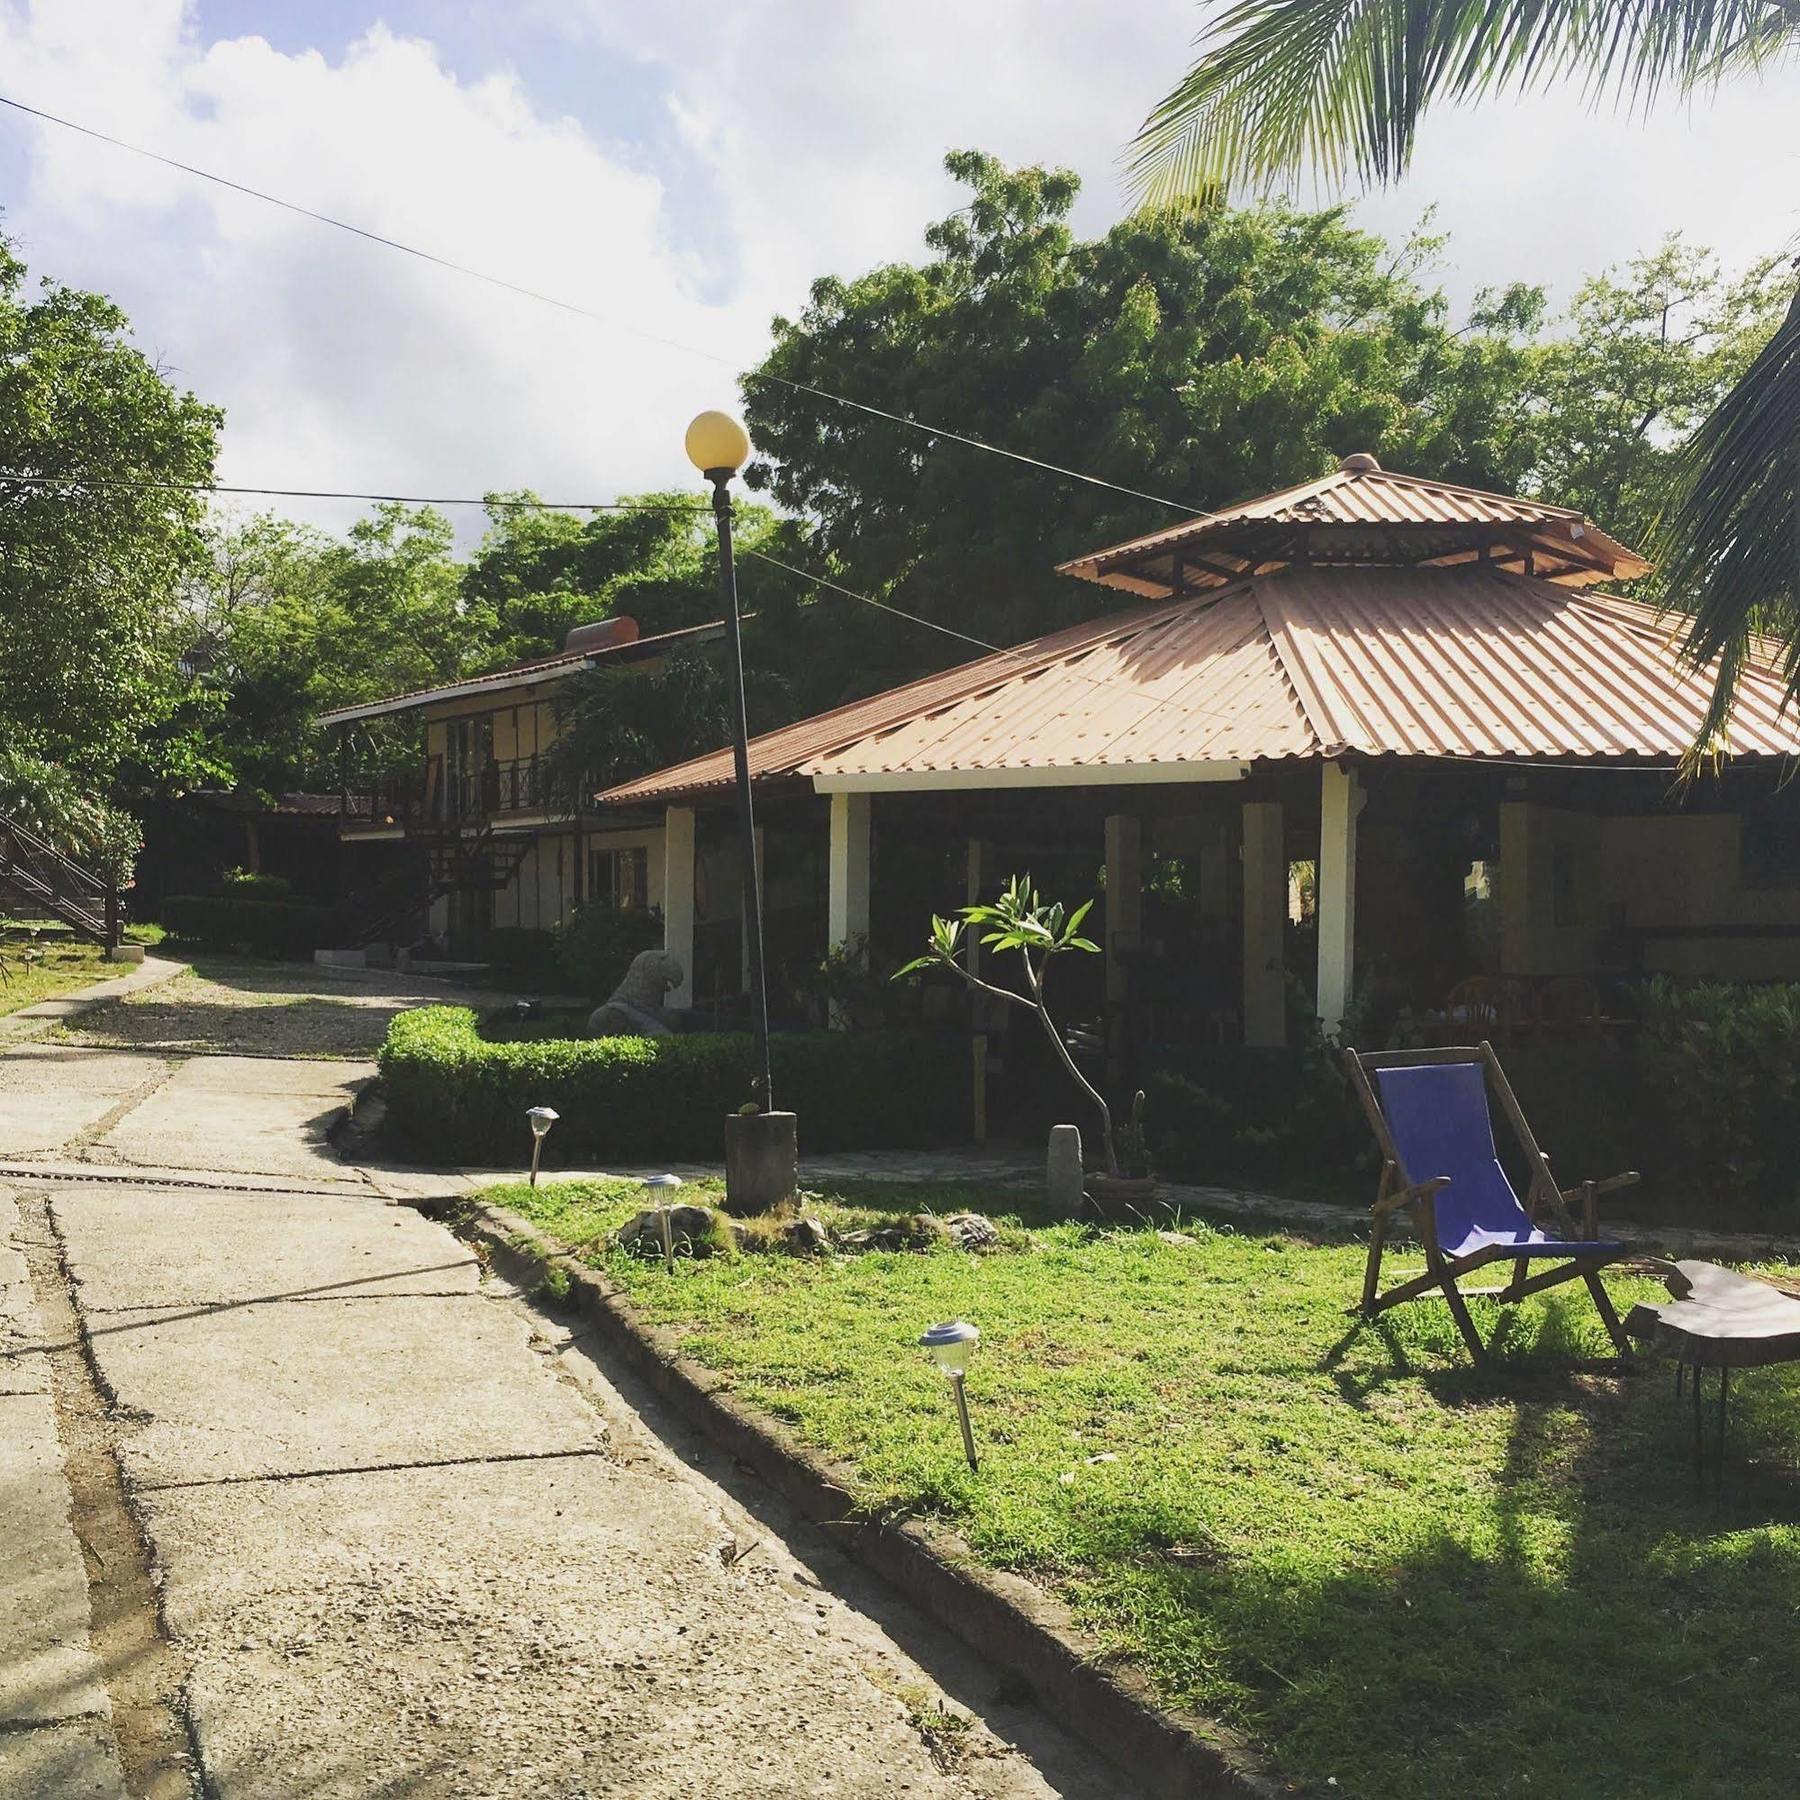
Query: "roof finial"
1338 452 1381 473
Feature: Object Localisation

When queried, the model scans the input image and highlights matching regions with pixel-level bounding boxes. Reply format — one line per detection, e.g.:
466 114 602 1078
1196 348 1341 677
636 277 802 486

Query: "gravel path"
48 957 496 1060
1 963 1121 1798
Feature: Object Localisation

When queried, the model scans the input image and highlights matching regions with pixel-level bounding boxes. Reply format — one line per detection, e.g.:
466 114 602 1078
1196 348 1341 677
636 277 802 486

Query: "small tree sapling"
895 874 1117 1175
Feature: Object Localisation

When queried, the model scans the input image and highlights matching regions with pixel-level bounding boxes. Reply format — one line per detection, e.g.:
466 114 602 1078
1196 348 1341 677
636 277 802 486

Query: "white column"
663 805 696 1010
1316 762 1362 1037
1242 799 1286 1048
827 790 872 1026
1104 814 1142 1077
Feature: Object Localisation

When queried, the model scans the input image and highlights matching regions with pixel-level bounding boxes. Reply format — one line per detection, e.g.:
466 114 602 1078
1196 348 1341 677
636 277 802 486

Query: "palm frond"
1128 0 1797 210
1656 283 1800 754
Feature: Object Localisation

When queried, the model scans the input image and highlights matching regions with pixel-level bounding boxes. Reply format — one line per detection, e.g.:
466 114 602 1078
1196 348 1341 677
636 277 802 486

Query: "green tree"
0 233 220 804
741 152 1547 694
189 504 478 793
541 647 731 812
1128 0 1800 733
463 490 789 665
1530 241 1789 576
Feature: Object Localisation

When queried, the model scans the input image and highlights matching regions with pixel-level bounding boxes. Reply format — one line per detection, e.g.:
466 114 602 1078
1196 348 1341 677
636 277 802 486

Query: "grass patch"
0 936 115 1016
479 1175 1800 1798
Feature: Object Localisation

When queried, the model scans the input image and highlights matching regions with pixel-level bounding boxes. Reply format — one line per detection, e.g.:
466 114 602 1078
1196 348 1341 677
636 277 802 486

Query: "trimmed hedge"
378 1005 971 1164
162 893 351 959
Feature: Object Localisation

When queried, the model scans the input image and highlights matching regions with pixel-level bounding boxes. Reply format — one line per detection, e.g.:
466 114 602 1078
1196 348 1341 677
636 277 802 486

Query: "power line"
3 473 707 513
743 549 996 652
0 92 1209 518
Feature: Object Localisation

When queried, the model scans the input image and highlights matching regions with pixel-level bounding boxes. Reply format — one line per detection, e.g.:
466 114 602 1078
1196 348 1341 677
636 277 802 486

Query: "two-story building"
319 616 720 957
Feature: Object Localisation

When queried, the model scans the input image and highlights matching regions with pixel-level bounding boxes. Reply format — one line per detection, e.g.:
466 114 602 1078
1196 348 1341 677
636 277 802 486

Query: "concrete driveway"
0 962 1119 1799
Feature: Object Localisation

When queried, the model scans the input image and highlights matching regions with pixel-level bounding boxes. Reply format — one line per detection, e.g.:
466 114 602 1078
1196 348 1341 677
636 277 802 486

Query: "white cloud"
0 0 769 531
1 0 1796 542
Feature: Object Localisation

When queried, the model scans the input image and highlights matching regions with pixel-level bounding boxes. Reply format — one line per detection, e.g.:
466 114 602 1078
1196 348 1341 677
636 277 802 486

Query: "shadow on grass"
1091 1337 1800 1798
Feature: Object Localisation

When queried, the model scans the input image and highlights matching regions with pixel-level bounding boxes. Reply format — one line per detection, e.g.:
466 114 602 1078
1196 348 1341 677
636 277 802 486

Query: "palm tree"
1130 1 1800 738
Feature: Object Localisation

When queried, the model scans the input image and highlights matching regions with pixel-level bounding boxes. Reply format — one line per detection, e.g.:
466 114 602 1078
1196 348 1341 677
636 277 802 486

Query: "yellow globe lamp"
684 409 751 477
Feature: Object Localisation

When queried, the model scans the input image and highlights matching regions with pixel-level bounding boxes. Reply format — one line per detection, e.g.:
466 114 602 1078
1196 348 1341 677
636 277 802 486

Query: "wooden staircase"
0 813 115 946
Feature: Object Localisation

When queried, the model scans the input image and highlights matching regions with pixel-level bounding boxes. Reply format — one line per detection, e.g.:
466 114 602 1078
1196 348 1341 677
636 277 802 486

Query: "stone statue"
587 949 684 1038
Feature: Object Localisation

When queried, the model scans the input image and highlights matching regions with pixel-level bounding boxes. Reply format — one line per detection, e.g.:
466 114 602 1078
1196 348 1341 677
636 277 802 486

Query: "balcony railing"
338 755 555 832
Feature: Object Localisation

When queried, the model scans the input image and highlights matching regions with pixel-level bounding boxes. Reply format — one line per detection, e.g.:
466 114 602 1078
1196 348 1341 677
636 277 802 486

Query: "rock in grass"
615 1203 725 1259
784 1216 832 1256
943 1213 998 1251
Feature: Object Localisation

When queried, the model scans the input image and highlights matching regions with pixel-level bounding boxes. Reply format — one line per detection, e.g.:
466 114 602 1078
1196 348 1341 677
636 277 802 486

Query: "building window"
590 845 649 910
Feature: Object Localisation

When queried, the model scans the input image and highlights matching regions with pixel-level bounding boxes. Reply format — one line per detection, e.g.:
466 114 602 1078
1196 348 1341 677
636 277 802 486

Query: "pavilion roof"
597 562 1800 808
1058 453 1650 597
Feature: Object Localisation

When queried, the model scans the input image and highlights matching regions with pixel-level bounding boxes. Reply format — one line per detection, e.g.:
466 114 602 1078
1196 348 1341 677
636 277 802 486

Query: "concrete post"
1317 761 1361 1037
827 790 872 1028
1241 800 1286 1048
1104 813 1142 1079
663 805 696 1009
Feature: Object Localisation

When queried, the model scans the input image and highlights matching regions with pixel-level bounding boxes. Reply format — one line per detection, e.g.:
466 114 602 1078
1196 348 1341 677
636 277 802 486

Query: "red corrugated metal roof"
315 619 723 727
1059 455 1649 593
598 564 1800 806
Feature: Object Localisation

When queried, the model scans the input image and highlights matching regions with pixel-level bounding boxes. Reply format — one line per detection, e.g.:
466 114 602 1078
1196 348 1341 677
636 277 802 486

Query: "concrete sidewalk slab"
0 1720 127 1798
99 1055 371 1181
52 1183 479 1311
1 1196 50 1394
0 1388 115 1727
140 1456 986 1800
0 1045 173 1154
86 1296 607 1487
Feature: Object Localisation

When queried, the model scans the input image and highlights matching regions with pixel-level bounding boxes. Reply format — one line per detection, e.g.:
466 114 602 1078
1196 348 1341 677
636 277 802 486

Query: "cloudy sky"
2 0 1798 535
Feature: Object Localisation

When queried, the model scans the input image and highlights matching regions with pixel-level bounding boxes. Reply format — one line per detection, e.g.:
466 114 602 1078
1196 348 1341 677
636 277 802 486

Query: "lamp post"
526 1106 559 1187
687 411 772 1115
919 1320 981 1472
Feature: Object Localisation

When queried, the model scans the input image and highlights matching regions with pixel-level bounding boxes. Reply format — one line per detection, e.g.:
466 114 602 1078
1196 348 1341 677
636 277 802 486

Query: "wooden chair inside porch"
1344 1044 1639 1364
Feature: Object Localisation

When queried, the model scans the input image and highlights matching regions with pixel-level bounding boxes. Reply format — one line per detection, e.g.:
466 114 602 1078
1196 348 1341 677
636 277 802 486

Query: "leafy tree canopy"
741 152 1785 703
744 151 1541 688
0 233 220 784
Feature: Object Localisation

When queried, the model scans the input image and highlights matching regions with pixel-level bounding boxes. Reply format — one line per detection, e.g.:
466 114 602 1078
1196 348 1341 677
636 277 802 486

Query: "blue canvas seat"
1346 1045 1637 1362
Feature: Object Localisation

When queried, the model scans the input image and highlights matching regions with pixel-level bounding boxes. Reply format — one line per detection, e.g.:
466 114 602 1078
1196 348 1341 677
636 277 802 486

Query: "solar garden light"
526 1106 559 1187
643 1173 683 1274
919 1320 981 1472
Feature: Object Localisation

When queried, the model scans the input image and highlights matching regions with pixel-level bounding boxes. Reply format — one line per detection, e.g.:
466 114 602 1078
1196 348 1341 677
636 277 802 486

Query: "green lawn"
0 936 115 1017
480 1176 1800 1799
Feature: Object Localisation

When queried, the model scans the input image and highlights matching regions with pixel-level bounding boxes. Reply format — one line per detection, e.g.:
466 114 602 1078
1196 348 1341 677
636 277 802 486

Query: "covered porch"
601 453 1800 1125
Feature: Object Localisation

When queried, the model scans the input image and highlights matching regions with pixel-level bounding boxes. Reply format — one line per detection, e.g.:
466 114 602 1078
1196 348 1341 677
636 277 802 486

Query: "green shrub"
1638 978 1800 1215
1145 1037 1363 1185
161 893 350 958
219 869 293 901
378 1005 969 1164
556 902 663 999
487 926 560 982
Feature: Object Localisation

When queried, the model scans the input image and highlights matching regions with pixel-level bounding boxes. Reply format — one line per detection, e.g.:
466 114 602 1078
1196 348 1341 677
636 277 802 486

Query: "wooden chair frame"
1344 1042 1639 1364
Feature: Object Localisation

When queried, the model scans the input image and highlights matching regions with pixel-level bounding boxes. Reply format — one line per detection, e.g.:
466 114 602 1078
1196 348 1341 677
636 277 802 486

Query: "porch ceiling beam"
810 761 1251 794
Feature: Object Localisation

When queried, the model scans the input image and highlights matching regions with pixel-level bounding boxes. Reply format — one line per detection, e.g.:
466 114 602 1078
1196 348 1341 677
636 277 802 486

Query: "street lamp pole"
688 411 773 1112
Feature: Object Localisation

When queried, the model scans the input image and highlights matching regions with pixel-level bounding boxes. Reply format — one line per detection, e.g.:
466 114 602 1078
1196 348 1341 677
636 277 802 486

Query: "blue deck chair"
1344 1044 1638 1363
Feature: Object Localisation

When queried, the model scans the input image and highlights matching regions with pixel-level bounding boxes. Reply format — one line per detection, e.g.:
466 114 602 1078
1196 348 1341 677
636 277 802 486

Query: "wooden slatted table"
1624 1259 1800 1481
